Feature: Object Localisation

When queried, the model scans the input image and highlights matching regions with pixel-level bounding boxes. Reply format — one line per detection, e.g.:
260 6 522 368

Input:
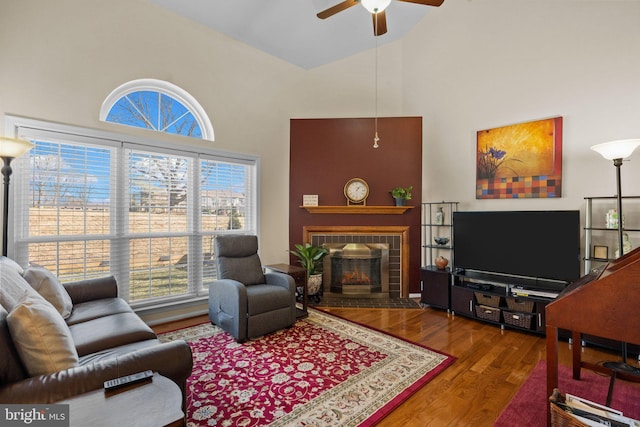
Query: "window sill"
135 296 208 326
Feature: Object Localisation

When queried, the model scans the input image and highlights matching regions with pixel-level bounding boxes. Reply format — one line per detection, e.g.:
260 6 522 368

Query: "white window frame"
99 79 215 141
5 115 259 309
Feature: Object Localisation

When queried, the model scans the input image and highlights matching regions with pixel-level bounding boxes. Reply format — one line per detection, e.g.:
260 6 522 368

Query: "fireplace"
324 243 389 296
304 226 409 298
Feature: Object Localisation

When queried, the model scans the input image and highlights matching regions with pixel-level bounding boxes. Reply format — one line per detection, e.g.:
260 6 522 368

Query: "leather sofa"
0 260 193 411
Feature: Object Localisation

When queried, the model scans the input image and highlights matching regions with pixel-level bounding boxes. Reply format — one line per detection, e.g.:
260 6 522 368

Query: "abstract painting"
476 117 563 199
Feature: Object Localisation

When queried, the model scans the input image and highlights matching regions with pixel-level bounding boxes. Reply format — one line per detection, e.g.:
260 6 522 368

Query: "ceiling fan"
317 0 445 36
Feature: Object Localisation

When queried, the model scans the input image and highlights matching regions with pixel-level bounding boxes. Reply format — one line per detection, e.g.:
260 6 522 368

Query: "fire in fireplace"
323 243 389 297
341 266 372 286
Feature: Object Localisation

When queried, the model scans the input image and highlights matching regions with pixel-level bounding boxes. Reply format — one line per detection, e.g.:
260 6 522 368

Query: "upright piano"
545 246 640 424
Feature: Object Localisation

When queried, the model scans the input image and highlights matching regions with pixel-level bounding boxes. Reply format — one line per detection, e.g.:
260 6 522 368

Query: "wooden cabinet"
420 267 450 310
533 301 546 333
450 284 475 317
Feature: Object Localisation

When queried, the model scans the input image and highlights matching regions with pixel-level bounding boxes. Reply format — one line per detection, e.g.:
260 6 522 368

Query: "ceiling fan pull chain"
373 13 380 149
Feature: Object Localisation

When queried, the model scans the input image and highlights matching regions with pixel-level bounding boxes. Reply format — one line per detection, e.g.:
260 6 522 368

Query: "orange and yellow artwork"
476 117 563 199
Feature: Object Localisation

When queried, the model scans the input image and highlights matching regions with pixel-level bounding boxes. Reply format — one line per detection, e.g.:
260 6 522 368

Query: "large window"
8 117 257 307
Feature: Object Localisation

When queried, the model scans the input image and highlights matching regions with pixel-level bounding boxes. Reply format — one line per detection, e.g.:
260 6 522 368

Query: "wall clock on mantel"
344 178 369 206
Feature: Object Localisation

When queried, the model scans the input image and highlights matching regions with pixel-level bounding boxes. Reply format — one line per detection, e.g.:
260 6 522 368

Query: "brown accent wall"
289 117 423 294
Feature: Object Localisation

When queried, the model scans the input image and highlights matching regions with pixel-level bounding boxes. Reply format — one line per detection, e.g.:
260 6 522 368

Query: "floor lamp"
0 137 34 257
590 138 640 379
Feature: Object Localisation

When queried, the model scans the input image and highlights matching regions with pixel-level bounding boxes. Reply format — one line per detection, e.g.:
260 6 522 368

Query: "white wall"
403 0 640 210
2 0 639 270
0 0 303 263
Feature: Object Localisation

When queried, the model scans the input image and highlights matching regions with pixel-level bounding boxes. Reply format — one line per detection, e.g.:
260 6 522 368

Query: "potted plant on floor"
288 243 329 301
390 186 412 206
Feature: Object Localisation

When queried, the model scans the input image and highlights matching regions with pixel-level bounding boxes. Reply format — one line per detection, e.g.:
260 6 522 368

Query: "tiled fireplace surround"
304 226 410 298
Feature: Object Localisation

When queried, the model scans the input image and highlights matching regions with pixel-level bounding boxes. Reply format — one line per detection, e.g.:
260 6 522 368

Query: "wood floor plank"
153 305 632 426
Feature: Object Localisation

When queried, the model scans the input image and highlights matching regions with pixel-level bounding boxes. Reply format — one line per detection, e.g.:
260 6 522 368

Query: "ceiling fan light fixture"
361 0 392 14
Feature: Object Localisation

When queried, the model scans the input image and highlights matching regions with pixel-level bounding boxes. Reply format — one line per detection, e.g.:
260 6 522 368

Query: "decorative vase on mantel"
394 197 406 206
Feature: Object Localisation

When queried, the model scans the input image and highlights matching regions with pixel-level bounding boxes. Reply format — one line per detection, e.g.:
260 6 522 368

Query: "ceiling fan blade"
317 0 360 19
372 11 387 36
397 0 445 6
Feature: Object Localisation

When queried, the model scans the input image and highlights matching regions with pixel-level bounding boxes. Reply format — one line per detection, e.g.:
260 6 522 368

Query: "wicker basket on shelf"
506 296 535 313
503 311 533 329
475 304 501 322
474 292 502 307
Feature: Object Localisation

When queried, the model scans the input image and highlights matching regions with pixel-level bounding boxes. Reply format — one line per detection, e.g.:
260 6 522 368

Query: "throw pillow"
23 266 73 319
0 262 42 311
0 256 25 275
6 294 79 377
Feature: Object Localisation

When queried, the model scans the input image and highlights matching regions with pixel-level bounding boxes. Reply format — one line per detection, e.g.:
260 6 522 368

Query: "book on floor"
555 393 640 427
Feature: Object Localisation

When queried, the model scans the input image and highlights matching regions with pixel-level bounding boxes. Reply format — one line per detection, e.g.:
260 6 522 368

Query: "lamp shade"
361 0 392 13
591 139 640 160
0 137 34 159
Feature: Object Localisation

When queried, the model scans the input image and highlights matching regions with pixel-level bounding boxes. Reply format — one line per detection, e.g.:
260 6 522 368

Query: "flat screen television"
453 210 581 285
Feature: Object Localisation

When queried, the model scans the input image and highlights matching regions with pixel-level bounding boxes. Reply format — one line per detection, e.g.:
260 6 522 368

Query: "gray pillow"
0 256 24 275
0 262 42 311
23 266 73 319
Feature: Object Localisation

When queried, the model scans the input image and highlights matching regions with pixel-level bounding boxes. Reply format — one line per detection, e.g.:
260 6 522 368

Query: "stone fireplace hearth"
303 226 410 298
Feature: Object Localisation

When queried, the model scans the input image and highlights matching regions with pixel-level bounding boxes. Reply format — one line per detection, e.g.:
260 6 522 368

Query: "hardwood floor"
153 305 626 427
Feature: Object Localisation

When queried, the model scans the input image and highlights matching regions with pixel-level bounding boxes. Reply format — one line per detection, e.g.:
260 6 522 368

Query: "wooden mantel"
300 205 414 215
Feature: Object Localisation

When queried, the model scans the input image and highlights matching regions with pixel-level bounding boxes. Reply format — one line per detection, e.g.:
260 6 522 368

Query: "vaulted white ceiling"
149 0 436 69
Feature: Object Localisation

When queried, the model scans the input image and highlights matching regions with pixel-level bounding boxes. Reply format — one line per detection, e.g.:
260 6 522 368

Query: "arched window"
100 79 214 141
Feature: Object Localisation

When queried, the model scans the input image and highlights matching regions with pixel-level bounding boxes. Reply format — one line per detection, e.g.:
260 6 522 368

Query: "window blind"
11 118 257 307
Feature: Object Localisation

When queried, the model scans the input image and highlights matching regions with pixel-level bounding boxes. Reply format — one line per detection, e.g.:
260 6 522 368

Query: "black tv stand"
450 270 566 334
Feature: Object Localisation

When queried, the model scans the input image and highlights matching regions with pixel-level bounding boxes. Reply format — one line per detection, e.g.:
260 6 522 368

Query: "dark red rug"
494 360 640 426
161 309 455 426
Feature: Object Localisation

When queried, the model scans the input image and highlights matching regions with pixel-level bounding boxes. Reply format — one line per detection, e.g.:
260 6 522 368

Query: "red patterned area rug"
494 360 640 426
160 308 455 427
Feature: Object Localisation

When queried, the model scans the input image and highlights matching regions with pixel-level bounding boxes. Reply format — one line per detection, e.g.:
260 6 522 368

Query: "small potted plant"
288 243 329 298
390 186 413 206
